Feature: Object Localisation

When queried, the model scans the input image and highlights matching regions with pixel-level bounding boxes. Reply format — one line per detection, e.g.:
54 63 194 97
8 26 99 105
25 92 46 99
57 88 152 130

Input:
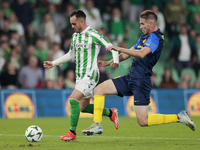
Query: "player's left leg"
134 78 195 131
135 105 196 131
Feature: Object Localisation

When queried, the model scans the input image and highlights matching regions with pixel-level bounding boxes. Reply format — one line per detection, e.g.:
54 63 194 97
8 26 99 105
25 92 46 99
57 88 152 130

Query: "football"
25 125 43 142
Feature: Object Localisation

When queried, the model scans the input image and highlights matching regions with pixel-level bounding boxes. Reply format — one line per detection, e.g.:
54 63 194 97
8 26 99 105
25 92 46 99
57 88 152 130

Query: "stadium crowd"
0 0 200 89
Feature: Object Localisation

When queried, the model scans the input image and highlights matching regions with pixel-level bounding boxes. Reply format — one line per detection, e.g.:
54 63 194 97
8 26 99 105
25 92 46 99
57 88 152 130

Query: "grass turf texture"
0 117 199 150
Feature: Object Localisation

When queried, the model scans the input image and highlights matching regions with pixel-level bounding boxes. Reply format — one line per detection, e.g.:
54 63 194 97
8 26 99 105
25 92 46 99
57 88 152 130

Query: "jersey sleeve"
133 36 142 49
143 33 159 53
90 31 112 48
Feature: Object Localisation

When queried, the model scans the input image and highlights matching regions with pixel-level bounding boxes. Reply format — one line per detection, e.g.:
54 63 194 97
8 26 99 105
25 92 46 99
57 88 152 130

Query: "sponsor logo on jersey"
65 96 94 118
143 39 146 43
187 91 200 116
137 45 143 49
4 92 35 119
74 43 88 48
126 96 157 117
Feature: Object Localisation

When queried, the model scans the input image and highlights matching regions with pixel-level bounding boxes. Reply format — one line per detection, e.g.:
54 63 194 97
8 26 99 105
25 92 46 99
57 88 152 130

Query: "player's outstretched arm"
43 61 53 70
44 50 74 70
107 45 151 58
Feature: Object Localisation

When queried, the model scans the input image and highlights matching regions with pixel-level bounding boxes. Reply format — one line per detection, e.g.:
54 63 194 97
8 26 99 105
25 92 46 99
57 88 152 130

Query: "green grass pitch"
0 117 199 150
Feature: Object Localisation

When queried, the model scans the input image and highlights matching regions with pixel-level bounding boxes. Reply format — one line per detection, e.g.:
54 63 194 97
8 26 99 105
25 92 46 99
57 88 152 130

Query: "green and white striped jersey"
69 26 112 82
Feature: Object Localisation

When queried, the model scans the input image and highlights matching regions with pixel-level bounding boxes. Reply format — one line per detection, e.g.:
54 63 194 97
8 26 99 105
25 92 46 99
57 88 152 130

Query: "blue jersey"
128 29 164 78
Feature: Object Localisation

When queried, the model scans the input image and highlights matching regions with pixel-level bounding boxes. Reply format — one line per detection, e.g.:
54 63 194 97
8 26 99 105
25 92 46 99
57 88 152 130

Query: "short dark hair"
70 10 86 19
140 10 157 21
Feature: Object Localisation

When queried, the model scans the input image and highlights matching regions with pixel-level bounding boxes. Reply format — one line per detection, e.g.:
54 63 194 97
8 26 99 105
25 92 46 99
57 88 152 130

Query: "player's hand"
43 61 53 70
106 45 119 51
98 60 110 67
110 62 119 68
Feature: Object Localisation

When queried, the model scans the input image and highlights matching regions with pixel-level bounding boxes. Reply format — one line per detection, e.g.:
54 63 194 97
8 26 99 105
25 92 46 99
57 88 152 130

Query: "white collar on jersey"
81 25 91 34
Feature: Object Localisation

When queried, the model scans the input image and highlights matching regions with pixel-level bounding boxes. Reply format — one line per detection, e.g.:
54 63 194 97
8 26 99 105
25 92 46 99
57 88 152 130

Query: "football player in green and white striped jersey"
44 10 119 141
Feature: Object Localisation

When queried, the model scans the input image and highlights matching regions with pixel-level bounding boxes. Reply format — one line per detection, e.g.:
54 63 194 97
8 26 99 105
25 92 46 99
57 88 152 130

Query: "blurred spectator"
121 0 130 19
2 0 13 18
54 75 64 89
18 56 43 88
45 79 55 89
193 80 200 88
164 0 186 37
81 0 102 30
192 13 200 34
129 0 144 22
47 0 62 5
0 41 9 72
0 56 5 72
9 30 27 52
0 34 9 44
44 53 61 82
0 41 11 60
187 0 200 27
193 34 200 76
0 10 4 29
0 61 18 89
179 72 191 89
62 2 75 51
52 42 64 60
25 24 38 45
47 3 66 34
22 45 35 65
38 13 56 48
8 12 24 37
151 5 165 33
189 29 197 41
169 24 197 75
107 7 128 46
164 0 186 24
64 70 75 89
7 46 22 70
34 38 48 64
151 73 158 88
145 0 167 12
0 19 12 39
159 68 178 88
102 4 112 23
11 0 34 30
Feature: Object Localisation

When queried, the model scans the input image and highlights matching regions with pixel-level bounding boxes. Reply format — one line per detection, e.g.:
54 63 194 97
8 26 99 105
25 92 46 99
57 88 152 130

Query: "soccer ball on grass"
25 125 43 142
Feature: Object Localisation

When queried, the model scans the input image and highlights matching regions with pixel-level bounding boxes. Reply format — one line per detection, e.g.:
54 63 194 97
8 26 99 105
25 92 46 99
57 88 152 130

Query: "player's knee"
137 118 148 127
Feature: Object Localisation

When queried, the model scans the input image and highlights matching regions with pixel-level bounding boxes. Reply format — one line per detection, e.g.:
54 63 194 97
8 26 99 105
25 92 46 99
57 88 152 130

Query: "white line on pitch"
0 134 199 141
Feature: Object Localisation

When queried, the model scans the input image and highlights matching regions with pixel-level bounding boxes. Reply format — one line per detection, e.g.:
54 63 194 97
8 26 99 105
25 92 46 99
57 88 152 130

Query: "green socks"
69 99 80 131
80 104 110 116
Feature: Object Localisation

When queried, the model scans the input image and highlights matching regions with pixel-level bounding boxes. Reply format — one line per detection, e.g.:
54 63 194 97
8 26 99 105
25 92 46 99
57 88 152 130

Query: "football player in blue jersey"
82 10 196 136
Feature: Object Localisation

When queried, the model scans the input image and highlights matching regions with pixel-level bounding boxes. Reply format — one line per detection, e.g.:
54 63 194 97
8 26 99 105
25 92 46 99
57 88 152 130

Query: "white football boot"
178 110 196 131
82 122 103 136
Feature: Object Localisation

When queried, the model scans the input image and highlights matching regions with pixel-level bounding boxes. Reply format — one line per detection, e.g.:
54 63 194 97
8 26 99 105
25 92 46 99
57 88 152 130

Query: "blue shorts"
112 75 152 105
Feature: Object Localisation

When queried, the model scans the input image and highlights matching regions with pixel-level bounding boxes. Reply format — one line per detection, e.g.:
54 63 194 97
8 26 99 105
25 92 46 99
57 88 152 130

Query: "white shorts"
75 77 97 99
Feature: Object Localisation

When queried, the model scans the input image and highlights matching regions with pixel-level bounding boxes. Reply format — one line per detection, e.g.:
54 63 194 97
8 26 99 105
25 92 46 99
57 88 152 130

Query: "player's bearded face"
70 16 82 33
140 18 151 35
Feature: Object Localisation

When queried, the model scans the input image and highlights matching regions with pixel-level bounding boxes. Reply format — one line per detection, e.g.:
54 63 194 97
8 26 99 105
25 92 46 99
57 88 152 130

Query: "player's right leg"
60 89 84 141
82 79 119 135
